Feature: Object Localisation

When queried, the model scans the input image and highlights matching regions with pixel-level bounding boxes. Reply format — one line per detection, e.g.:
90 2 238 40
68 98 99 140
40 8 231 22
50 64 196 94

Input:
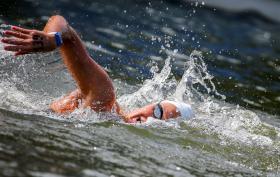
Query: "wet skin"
1 15 181 123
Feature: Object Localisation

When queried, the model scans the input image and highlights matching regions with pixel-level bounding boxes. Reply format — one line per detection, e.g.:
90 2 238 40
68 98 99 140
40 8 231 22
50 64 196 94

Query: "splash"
118 56 177 111
175 50 226 103
0 24 279 150
117 49 280 149
118 50 226 111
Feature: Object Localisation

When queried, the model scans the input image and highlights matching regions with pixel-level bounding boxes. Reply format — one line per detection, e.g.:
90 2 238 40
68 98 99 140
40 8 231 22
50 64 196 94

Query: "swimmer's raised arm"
0 15 193 123
2 15 116 112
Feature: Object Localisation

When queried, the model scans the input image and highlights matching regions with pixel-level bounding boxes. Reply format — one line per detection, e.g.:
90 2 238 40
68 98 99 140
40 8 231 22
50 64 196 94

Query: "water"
0 0 280 176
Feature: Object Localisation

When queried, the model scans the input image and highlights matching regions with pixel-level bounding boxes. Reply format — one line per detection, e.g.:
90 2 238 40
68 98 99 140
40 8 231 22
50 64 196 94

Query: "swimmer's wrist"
48 32 63 47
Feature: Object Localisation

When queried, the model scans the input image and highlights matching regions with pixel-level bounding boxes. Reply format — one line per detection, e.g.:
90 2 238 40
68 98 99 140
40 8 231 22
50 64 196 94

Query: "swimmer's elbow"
50 101 61 114
50 101 64 114
49 99 78 114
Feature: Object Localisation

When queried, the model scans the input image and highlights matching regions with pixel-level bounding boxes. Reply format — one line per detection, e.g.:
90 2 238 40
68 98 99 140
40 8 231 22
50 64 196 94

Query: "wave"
187 0 280 23
0 24 280 172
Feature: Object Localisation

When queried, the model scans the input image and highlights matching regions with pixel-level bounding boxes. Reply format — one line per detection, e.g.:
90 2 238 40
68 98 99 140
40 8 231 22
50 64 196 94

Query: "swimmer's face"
126 101 180 123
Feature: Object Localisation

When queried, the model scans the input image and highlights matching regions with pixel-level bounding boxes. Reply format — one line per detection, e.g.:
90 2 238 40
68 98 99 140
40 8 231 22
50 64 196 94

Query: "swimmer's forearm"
44 16 116 111
2 15 116 112
43 16 73 42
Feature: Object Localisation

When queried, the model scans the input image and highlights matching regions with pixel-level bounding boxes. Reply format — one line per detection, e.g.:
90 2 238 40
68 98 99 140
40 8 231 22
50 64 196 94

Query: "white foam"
0 23 279 149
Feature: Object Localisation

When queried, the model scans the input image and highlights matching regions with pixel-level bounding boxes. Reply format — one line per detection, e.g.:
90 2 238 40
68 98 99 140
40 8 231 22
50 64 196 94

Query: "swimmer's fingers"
4 40 48 55
140 116 148 123
125 116 147 123
15 51 31 56
1 38 32 46
4 30 30 39
11 26 33 35
4 45 34 53
125 117 138 123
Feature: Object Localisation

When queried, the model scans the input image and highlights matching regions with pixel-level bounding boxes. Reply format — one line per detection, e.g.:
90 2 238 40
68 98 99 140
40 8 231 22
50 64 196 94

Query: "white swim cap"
162 100 194 120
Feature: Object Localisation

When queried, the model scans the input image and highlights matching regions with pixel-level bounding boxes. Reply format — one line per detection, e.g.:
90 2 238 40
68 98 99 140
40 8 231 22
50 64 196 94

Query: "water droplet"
176 166 181 171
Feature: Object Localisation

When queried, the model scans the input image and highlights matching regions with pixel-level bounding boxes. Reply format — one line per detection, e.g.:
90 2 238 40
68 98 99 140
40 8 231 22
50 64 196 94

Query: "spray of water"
175 50 226 102
118 56 177 111
117 49 280 149
0 24 279 149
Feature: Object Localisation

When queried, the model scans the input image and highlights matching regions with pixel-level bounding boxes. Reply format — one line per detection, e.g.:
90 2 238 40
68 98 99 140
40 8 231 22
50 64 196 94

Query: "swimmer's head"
161 100 194 120
125 100 194 123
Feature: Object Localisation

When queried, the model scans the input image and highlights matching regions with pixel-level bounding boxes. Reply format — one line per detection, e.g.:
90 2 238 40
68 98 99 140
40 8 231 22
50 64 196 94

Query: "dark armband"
48 32 63 47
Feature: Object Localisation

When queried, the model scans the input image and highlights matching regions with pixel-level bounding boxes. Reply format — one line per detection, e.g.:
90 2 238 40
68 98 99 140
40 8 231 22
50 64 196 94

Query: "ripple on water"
0 1 280 176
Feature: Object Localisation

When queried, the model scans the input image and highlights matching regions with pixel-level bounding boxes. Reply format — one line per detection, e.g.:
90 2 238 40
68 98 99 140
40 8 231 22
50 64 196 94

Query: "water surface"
0 0 279 176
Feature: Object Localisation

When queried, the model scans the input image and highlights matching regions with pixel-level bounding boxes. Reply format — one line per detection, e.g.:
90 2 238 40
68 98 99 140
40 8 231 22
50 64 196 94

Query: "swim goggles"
153 102 163 120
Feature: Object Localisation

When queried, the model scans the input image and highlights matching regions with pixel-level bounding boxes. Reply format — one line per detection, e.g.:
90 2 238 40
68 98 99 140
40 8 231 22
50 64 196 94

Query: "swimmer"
1 15 193 123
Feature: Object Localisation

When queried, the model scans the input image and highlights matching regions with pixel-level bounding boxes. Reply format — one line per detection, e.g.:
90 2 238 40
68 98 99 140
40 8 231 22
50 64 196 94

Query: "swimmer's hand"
124 101 183 123
125 116 148 123
124 104 156 123
1 26 57 56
